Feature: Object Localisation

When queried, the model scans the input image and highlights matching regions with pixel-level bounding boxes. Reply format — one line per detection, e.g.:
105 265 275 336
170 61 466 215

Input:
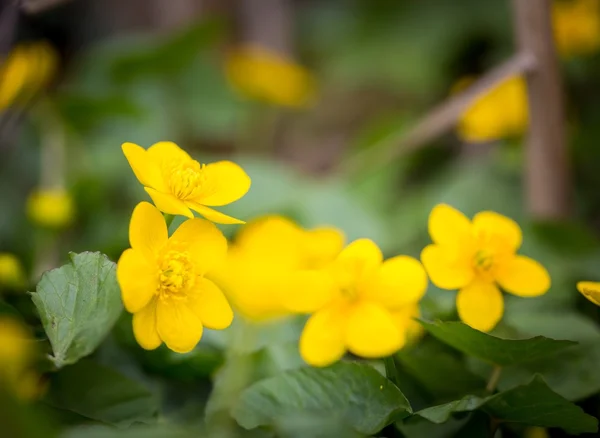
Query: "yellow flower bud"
553 0 600 58
26 188 75 229
0 253 26 290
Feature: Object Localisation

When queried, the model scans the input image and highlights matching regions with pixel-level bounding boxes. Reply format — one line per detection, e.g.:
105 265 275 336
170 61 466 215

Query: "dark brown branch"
340 52 536 176
512 0 570 219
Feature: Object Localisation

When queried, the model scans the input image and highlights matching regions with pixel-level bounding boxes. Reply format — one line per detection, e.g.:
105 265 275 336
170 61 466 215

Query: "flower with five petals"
287 238 427 367
117 202 233 353
122 141 251 224
421 204 551 332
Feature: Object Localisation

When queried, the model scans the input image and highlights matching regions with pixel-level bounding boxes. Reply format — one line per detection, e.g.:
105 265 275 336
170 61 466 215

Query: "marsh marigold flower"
285 238 427 367
225 44 315 108
576 281 600 305
0 318 39 399
122 141 250 224
457 76 528 143
26 188 75 229
0 253 26 290
117 202 233 353
553 0 600 58
214 215 344 321
421 204 551 332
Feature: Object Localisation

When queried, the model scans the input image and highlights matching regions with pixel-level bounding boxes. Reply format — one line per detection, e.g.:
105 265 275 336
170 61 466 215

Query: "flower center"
157 251 195 298
169 161 208 199
473 249 494 272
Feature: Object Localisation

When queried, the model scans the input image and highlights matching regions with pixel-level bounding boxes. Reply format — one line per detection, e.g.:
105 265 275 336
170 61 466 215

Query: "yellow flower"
117 202 233 353
0 253 26 290
286 238 427 367
576 281 600 305
26 188 75 229
0 41 57 111
225 44 315 108
214 215 344 321
457 76 528 143
122 141 251 224
553 0 600 58
0 318 39 399
421 204 551 332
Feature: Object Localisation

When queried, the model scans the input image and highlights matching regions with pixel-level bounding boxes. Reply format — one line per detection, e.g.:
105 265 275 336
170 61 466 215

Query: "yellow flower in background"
288 238 427 367
0 253 26 290
421 204 551 332
457 76 528 143
553 0 600 58
122 141 251 224
225 44 315 108
0 41 57 111
214 215 344 321
0 318 39 399
26 188 75 229
576 281 600 305
117 202 233 353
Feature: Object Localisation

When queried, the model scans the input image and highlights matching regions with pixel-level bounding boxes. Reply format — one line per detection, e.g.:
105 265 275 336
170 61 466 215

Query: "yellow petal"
156 298 203 353
299 305 347 367
121 142 166 191
186 202 244 224
457 280 504 332
421 244 474 290
116 249 156 313
0 46 29 110
302 227 345 269
133 298 161 350
367 256 428 309
472 211 522 252
345 301 405 358
281 269 336 313
147 141 191 165
145 187 193 217
169 218 227 274
129 202 168 262
194 161 251 206
186 278 233 329
334 238 383 287
577 281 600 306
496 256 551 297
428 204 473 247
391 304 424 343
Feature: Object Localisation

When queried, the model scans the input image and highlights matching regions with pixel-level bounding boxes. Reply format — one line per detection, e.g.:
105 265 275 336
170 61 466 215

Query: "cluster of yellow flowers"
0 318 40 400
117 142 554 367
457 0 600 143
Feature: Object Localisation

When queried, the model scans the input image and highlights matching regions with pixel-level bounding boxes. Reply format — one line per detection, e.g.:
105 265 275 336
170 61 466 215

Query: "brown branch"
237 0 293 55
21 0 71 14
340 52 536 176
512 0 570 219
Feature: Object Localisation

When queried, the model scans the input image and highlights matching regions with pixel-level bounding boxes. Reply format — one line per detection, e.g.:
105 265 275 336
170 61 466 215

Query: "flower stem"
486 365 502 393
384 356 400 387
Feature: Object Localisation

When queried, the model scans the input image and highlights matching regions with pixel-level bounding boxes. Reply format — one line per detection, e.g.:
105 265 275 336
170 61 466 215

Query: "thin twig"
340 52 536 176
486 365 502 393
512 0 570 219
21 0 71 14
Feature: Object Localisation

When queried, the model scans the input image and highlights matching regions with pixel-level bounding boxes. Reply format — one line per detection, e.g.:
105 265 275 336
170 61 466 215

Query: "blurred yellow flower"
26 188 75 229
421 204 551 332
0 317 39 399
553 0 600 58
117 202 233 353
576 281 600 305
0 253 26 290
214 215 344 321
122 141 251 224
524 427 550 438
457 76 528 143
288 238 427 367
0 41 57 111
225 44 315 108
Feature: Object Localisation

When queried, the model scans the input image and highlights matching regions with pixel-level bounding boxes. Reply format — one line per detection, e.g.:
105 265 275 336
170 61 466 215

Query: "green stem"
486 365 502 393
384 356 400 387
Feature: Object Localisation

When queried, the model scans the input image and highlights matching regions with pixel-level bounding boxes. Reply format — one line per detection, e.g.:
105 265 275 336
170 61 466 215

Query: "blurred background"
3 0 600 436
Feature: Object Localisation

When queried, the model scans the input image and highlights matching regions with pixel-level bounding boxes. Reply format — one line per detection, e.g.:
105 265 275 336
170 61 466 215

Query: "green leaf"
232 361 411 435
30 252 123 368
415 375 598 434
419 320 576 366
44 360 158 427
61 424 195 438
396 338 486 399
